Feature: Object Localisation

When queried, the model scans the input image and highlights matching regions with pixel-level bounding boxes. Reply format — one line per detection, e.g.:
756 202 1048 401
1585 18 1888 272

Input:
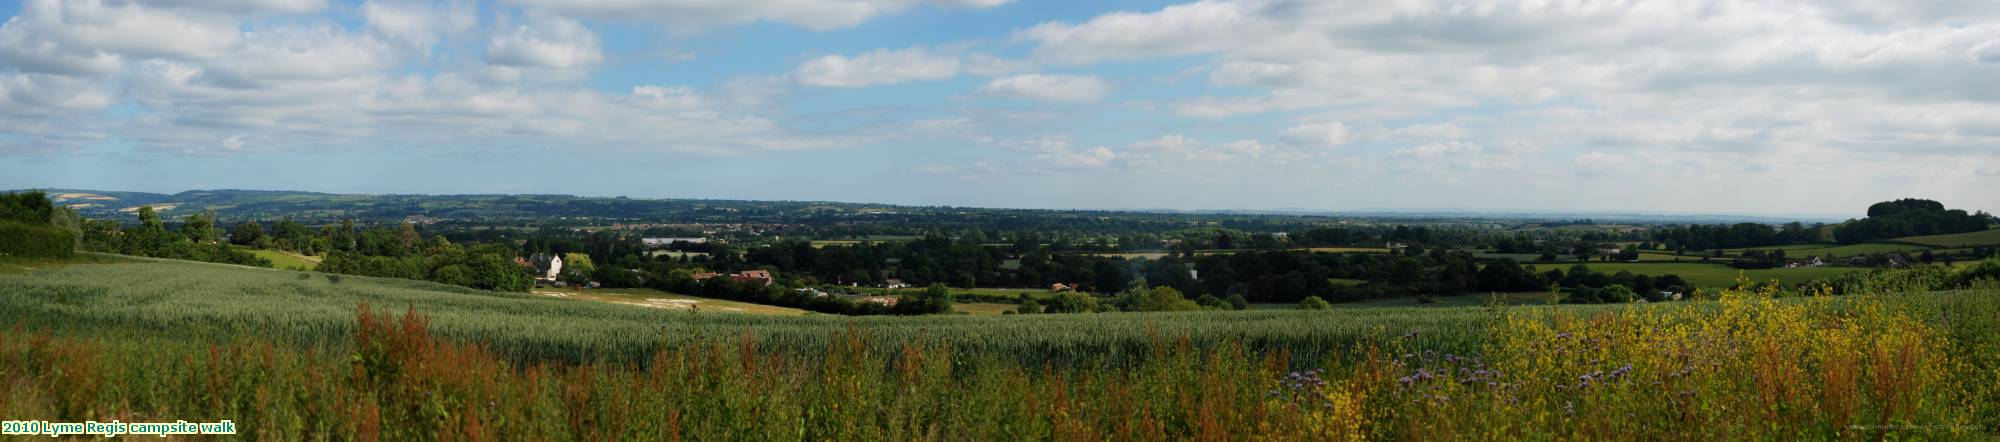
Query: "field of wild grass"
3 258 2000 439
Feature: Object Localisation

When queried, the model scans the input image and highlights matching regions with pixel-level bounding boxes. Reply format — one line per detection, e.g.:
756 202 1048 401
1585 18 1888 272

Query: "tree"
397 222 421 252
48 206 82 251
1226 293 1250 310
1015 296 1042 314
1195 294 1230 309
0 190 53 225
1043 292 1098 313
1298 296 1332 310
181 211 218 244
561 252 596 285
229 221 266 246
1135 286 1200 311
896 283 956 315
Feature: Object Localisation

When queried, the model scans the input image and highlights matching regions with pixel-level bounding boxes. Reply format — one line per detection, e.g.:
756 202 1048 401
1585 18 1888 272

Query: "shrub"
1298 296 1331 310
0 221 75 258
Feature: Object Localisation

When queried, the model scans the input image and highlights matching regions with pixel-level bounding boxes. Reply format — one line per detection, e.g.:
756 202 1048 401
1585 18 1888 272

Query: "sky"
1 0 1997 217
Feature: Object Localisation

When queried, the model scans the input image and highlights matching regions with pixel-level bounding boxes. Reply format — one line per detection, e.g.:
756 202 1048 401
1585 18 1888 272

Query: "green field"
0 258 1494 364
1718 243 1838 253
1784 242 1936 257
7 255 2000 439
1526 262 1865 288
237 246 321 270
1889 228 2000 248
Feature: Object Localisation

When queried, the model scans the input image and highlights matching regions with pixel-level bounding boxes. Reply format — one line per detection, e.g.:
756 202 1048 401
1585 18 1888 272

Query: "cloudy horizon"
3 0 1997 216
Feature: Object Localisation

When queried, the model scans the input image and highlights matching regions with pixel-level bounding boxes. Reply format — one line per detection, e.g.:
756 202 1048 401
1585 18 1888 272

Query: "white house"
530 254 563 280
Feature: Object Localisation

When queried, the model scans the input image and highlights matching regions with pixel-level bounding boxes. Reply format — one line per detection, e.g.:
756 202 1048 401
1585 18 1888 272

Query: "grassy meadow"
238 246 321 271
4 256 2000 439
1891 228 2000 248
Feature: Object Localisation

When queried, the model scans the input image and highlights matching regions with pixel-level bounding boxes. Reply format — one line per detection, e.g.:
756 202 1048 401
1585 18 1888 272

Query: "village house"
528 254 563 281
1050 283 1075 292
881 279 910 289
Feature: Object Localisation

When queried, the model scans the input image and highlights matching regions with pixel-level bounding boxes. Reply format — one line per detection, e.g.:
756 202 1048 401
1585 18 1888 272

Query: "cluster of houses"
641 237 708 248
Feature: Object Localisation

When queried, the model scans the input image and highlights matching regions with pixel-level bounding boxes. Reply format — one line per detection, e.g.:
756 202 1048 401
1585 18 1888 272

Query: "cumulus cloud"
362 0 476 50
504 0 1012 31
796 47 961 87
1281 121 1349 147
1016 0 2000 187
485 15 602 69
977 74 1112 103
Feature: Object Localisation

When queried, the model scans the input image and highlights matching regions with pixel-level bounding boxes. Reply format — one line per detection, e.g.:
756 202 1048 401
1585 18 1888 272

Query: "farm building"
881 279 910 289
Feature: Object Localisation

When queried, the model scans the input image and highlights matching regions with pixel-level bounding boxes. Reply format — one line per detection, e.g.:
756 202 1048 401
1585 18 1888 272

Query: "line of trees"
79 206 269 267
1834 199 1994 244
0 190 79 259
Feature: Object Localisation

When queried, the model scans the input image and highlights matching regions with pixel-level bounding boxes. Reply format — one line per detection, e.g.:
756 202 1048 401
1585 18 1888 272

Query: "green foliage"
180 210 219 244
1042 291 1099 313
895 283 956 315
1195 294 1229 309
1226 293 1249 310
229 220 265 246
0 221 75 258
48 206 83 251
560 252 595 285
1837 199 1991 244
1135 286 1200 312
0 190 53 225
1014 296 1042 314
1298 296 1332 310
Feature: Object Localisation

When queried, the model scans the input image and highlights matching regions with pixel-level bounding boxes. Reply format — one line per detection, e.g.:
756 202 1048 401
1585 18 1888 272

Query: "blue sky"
2 0 1997 217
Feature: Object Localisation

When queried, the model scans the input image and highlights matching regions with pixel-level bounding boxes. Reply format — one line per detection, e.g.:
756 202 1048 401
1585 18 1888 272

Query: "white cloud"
796 47 960 87
1281 121 1349 147
977 74 1112 103
362 0 476 50
0 0 242 75
1019 0 1261 64
485 15 602 69
504 0 1012 31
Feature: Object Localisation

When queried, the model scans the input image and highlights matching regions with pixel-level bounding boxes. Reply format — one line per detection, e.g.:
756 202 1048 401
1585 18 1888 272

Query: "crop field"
5 256 2000 439
1527 262 1865 288
0 259 1494 365
1889 228 2000 248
